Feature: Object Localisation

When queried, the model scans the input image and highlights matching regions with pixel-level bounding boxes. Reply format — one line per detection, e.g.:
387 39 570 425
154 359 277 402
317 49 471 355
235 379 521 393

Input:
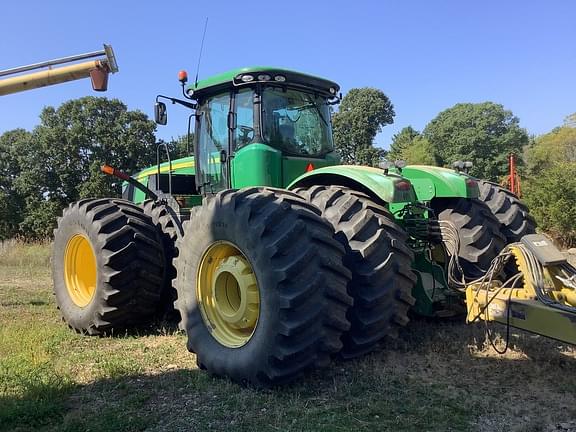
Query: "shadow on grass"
72 317 182 339
2 319 576 432
0 300 50 307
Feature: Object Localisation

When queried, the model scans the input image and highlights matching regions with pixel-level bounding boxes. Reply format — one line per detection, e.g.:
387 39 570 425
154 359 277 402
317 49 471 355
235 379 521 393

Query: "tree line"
1 94 574 245
0 97 185 240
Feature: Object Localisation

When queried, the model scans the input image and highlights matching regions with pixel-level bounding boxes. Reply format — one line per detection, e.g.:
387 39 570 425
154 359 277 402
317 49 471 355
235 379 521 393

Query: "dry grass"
1 241 576 432
0 239 51 268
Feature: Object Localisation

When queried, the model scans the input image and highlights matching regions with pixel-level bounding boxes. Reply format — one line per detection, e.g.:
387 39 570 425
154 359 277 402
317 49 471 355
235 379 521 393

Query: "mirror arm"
156 94 197 110
181 82 195 100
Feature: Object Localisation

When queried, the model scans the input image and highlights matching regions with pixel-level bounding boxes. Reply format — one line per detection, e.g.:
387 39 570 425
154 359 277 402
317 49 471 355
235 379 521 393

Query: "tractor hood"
289 165 417 204
400 165 479 201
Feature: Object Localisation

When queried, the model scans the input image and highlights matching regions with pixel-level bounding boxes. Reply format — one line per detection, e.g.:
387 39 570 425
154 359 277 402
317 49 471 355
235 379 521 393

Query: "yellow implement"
466 234 576 345
0 44 118 96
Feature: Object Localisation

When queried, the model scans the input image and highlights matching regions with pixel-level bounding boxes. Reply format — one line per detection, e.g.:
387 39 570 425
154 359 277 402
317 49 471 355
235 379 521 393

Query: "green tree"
423 102 529 180
402 136 437 165
523 119 576 246
332 88 395 165
388 126 421 161
0 129 30 239
564 112 576 128
14 97 157 239
525 123 576 174
523 162 576 246
164 134 194 160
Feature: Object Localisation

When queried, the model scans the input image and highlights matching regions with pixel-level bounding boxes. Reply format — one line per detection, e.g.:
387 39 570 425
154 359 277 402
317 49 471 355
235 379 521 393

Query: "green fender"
400 165 479 201
288 165 417 204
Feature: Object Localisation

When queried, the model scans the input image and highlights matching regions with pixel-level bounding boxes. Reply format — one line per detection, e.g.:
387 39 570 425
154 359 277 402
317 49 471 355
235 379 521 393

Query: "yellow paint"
0 60 103 96
196 241 259 347
135 160 195 181
465 245 576 345
64 234 97 307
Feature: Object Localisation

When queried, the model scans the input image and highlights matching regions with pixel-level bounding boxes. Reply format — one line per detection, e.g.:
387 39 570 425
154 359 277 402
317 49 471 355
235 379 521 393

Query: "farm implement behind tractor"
50 66 576 387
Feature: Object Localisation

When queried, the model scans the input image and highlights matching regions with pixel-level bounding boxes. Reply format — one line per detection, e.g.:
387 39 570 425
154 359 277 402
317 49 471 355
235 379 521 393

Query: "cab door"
195 92 231 194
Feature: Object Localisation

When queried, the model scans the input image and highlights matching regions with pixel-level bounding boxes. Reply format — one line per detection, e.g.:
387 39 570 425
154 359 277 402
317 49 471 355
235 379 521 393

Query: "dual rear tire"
52 199 165 334
295 185 416 358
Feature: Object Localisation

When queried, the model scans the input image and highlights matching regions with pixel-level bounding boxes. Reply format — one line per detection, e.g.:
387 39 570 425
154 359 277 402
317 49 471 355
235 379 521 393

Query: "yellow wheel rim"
197 241 260 348
64 234 97 307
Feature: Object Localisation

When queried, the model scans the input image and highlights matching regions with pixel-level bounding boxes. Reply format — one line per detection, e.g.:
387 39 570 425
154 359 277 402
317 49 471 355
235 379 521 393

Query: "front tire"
174 188 352 386
295 185 416 359
52 199 165 334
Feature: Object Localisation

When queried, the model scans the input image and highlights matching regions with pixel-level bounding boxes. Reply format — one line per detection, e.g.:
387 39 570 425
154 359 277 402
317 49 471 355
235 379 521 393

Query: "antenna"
194 18 209 89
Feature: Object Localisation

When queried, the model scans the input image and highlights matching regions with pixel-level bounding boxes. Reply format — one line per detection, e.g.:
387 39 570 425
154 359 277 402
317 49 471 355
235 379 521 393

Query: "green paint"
231 143 283 188
399 165 479 201
185 195 203 207
411 251 452 317
281 152 340 186
132 176 148 204
230 144 342 188
288 165 417 204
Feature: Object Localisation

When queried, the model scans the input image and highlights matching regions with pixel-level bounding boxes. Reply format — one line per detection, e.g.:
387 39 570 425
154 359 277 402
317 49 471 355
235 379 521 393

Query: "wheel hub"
64 234 97 307
197 242 260 347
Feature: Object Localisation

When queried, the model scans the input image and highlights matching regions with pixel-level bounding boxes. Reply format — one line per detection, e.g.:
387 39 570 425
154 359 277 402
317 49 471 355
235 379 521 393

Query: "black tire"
141 200 181 320
477 180 536 243
432 198 506 280
174 187 352 387
52 198 165 335
295 185 416 359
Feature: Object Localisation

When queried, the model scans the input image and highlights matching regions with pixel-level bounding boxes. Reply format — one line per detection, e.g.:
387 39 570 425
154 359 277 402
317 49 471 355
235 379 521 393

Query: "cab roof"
186 66 340 99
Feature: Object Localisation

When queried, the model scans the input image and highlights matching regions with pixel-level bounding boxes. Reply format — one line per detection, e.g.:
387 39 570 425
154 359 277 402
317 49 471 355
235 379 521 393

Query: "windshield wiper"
303 95 329 127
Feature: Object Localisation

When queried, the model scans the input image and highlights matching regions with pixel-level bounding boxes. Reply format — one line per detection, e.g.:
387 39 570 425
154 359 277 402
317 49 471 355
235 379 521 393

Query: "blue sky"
1 1 574 150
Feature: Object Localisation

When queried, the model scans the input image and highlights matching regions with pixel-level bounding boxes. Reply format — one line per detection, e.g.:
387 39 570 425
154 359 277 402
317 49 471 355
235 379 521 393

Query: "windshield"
262 87 334 157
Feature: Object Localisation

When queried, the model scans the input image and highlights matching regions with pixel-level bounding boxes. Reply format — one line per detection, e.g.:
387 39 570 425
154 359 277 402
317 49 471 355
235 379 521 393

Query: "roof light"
241 74 254 82
274 75 286 82
178 70 188 84
257 74 271 81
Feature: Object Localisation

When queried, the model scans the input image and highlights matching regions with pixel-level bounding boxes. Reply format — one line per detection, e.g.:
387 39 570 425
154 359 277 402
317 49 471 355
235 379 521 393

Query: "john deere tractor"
52 66 554 387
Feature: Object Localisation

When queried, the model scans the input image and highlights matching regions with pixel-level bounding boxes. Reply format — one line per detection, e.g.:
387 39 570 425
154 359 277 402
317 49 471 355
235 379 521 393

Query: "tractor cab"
152 67 342 198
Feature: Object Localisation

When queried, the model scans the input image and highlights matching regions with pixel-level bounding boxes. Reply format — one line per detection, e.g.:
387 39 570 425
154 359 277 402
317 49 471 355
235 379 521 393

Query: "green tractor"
51 66 535 386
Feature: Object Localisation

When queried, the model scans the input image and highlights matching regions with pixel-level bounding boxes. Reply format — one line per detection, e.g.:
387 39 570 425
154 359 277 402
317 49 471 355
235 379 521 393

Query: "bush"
523 162 576 247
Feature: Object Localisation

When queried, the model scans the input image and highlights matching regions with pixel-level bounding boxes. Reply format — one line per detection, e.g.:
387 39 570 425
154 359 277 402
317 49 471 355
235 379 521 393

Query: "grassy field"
1 241 576 432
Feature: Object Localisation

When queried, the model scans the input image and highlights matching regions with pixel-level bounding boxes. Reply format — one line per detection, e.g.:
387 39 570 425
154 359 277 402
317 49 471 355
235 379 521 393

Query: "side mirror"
154 102 167 125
